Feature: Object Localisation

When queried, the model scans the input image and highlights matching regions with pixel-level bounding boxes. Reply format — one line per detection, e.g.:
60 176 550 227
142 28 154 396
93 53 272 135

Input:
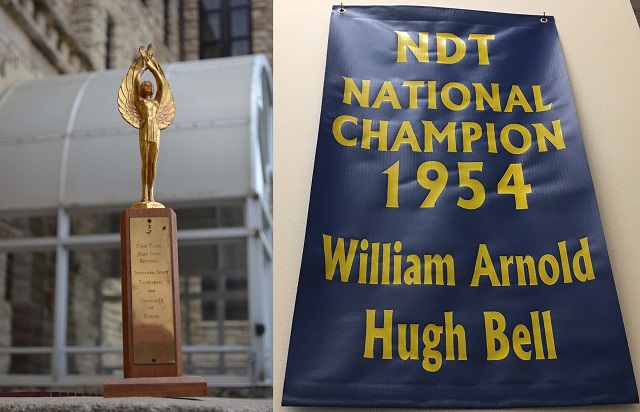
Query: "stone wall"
59 0 178 70
252 0 272 65
0 0 94 73
0 0 186 89
182 0 199 61
0 0 272 90
0 7 55 90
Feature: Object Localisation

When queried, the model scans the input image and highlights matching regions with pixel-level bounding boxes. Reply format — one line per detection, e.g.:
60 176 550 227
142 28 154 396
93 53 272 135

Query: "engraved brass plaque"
129 217 176 364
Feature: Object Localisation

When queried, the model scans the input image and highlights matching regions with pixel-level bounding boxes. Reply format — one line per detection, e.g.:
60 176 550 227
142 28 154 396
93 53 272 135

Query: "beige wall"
273 1 640 411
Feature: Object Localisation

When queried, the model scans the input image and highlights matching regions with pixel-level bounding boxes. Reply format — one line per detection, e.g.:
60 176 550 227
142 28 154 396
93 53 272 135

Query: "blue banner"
283 5 637 408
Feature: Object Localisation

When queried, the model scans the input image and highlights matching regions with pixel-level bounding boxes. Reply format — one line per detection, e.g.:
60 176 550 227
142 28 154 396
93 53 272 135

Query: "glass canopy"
0 54 271 211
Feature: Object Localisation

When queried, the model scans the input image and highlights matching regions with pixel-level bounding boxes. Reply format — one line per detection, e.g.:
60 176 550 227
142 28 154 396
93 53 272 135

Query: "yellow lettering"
468 34 495 65
427 81 437 109
332 115 358 147
423 121 457 152
398 324 419 360
445 311 467 361
534 120 565 152
396 31 429 62
424 254 455 286
393 241 403 285
512 324 532 360
362 119 388 151
364 309 393 359
437 33 466 64
323 234 358 281
342 77 370 107
404 255 421 285
531 311 545 360
538 254 560 285
358 239 369 284
473 82 501 112
558 240 573 284
542 310 557 359
504 85 533 112
390 121 421 151
402 80 424 109
484 311 509 360
462 122 482 152
532 85 552 111
500 255 514 286
441 82 471 111
369 242 379 285
471 244 500 287
372 81 402 109
500 124 532 155
516 255 538 286
381 242 391 284
486 123 497 153
422 324 443 372
573 237 595 282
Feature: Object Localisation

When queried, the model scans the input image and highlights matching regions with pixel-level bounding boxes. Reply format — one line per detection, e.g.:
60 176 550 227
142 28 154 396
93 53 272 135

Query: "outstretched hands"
139 44 159 72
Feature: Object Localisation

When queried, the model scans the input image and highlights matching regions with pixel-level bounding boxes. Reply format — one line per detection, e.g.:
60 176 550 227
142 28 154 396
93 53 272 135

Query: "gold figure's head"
140 80 154 99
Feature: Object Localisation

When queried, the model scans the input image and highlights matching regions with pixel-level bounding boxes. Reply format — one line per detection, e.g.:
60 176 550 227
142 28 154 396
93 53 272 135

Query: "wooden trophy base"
103 376 207 398
103 208 206 398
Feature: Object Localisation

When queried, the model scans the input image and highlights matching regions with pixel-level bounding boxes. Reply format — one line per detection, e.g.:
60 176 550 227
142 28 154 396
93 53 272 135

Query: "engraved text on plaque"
129 217 176 364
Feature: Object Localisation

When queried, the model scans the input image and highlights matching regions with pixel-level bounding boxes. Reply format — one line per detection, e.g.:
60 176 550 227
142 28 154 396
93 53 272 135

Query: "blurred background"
0 0 272 397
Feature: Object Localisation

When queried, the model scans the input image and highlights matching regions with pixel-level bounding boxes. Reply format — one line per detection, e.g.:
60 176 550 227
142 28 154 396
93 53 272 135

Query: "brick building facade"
0 0 272 90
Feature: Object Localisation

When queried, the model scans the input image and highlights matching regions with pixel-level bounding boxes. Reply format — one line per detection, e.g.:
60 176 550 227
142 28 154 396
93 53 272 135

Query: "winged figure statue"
118 44 175 208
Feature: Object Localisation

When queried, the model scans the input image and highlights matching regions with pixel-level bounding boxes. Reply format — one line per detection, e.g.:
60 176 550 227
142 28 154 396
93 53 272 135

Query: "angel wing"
117 57 144 129
155 62 176 130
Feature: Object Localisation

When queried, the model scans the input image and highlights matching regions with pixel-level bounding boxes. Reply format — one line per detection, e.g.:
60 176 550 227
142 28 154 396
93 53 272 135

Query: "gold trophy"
103 45 207 398
118 44 175 208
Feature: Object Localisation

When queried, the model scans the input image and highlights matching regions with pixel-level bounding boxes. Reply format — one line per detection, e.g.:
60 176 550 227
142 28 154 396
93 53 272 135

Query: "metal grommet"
338 3 345 13
540 17 548 23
